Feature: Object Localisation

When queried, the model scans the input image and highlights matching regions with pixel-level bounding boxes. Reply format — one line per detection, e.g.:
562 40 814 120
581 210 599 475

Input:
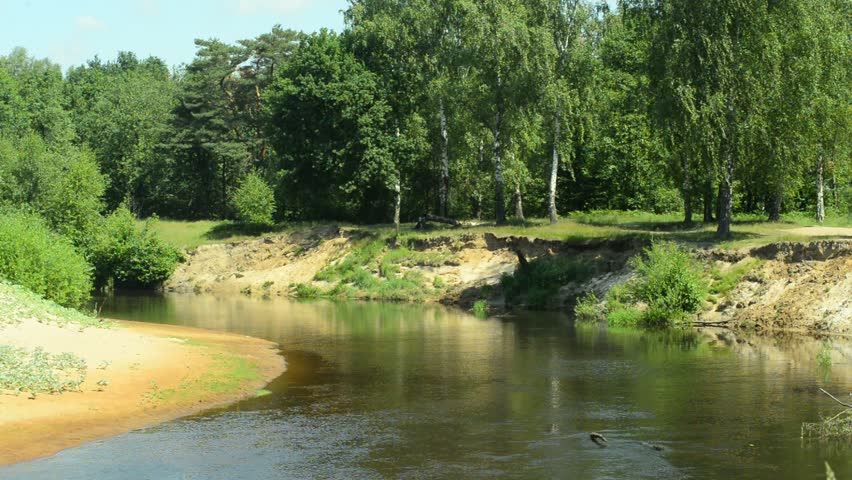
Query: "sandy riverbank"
0 319 285 466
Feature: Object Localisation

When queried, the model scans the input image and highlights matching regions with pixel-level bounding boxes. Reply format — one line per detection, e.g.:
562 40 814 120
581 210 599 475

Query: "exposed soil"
701 241 852 335
0 320 285 466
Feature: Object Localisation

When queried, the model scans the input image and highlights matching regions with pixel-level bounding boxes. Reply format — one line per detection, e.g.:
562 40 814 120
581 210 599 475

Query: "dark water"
2 294 851 479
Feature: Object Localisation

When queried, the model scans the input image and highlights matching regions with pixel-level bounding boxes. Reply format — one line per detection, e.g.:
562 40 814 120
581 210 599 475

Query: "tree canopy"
0 2 848 235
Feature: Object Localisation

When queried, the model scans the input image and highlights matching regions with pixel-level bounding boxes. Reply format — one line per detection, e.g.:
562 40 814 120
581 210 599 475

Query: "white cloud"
75 15 106 32
235 0 310 15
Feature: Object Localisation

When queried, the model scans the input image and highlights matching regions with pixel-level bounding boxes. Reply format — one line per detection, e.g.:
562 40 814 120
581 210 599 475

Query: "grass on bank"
0 280 107 329
290 237 458 302
148 210 852 252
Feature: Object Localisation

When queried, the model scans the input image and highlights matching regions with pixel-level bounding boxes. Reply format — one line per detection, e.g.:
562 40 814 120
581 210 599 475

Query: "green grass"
708 258 765 297
308 239 448 302
140 344 263 405
146 210 852 253
147 219 336 250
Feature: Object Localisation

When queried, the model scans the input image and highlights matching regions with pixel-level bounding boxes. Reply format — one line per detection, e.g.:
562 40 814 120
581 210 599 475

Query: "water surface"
2 294 850 479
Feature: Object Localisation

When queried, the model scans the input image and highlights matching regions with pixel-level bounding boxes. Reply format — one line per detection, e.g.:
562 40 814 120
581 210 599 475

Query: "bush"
291 282 322 298
628 241 705 327
574 293 604 323
90 207 182 289
0 209 92 307
606 307 643 327
232 172 276 227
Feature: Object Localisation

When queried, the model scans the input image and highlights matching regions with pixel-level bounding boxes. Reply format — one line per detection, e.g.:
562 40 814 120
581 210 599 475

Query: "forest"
0 0 849 251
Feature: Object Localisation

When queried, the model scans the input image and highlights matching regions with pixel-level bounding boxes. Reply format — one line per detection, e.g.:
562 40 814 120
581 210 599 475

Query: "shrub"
472 300 489 317
0 209 92 307
606 307 643 327
232 172 276 227
291 283 322 298
574 293 604 323
90 207 182 289
628 241 705 327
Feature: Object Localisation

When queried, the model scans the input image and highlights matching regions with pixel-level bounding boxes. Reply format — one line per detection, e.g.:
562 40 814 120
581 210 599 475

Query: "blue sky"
0 0 349 72
1 0 619 73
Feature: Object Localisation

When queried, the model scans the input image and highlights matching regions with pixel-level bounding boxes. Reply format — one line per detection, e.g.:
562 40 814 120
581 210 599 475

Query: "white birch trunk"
439 99 450 217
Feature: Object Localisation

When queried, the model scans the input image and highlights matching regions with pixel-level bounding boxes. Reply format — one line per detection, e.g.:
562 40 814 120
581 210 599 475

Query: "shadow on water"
2 293 851 479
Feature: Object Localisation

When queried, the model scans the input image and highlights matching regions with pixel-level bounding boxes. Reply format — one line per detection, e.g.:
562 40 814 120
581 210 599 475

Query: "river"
2 293 850 479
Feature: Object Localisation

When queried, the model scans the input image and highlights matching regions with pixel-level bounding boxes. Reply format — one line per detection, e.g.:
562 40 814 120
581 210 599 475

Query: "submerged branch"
820 388 852 409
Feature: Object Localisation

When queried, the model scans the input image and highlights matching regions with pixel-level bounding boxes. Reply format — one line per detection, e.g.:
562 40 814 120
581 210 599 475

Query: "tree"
467 0 542 224
537 0 595 224
0 48 74 145
232 172 276 227
266 30 398 223
807 0 850 223
652 0 769 237
68 54 177 212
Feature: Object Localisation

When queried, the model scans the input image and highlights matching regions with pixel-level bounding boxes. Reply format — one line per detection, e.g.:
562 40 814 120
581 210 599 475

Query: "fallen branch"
414 214 462 230
820 388 852 409
693 321 731 327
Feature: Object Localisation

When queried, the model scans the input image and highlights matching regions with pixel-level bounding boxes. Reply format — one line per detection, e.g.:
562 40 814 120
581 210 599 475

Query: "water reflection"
2 294 850 479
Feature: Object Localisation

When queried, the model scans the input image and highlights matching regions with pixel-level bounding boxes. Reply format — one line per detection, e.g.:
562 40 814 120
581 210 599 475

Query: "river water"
2 294 851 479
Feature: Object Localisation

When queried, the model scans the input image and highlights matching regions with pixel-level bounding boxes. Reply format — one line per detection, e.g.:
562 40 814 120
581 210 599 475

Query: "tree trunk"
514 182 525 221
717 161 734 238
816 155 825 223
439 99 450 217
682 155 692 225
493 108 506 225
394 127 402 234
768 190 782 222
393 178 401 234
548 107 560 224
474 141 484 221
831 169 839 210
703 179 714 223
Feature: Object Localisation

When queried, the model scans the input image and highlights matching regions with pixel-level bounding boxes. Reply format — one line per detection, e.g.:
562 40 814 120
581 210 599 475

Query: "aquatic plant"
472 300 489 317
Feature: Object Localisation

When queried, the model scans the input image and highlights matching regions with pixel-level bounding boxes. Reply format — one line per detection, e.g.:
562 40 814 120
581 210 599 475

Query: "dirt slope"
701 241 852 335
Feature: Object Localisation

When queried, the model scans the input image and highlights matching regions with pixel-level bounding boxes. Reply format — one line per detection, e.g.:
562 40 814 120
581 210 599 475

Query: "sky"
0 0 349 72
